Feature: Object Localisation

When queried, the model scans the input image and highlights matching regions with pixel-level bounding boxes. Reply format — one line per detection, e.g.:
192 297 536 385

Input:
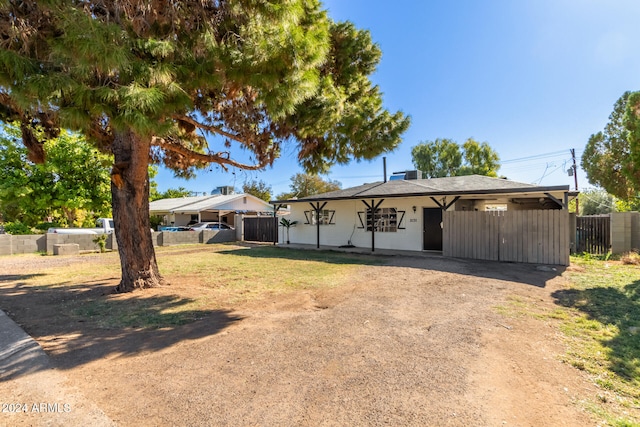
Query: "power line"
501 149 572 164
579 190 618 210
532 162 566 184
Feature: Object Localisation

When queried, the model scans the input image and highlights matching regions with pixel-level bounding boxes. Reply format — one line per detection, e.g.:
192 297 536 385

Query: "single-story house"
150 193 274 228
271 174 578 265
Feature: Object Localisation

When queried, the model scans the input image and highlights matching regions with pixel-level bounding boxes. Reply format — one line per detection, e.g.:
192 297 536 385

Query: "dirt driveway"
0 251 596 426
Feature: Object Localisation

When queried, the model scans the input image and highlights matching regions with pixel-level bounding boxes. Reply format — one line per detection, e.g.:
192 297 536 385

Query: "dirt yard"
0 250 598 426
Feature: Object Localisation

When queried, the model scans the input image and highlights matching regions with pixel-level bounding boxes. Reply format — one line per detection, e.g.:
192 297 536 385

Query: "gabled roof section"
150 193 273 213
271 175 571 203
149 195 220 212
176 193 247 212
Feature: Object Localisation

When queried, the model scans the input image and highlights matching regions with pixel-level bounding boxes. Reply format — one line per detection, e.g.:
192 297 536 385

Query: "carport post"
362 199 384 252
309 202 327 248
272 204 285 245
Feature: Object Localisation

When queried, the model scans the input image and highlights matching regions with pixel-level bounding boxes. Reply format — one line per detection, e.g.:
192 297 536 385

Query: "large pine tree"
0 0 409 292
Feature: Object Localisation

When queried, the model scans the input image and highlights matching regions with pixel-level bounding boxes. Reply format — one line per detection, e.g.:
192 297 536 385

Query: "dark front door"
423 208 443 251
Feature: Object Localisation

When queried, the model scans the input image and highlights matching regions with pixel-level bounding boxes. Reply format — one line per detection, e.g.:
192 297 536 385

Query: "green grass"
559 258 640 401
0 244 383 330
159 245 380 290
499 255 640 426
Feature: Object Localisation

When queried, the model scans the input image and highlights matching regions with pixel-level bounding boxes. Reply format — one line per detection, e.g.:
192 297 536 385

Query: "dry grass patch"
0 244 382 330
621 251 640 266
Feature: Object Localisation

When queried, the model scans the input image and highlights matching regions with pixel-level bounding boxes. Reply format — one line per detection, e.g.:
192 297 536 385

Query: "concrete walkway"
0 309 115 426
274 242 445 259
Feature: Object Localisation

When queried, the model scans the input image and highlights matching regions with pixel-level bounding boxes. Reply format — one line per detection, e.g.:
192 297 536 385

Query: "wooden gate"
443 210 570 265
243 217 277 243
575 215 610 254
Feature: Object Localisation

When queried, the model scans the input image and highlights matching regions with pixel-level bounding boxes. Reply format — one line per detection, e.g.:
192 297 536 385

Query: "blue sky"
155 0 640 197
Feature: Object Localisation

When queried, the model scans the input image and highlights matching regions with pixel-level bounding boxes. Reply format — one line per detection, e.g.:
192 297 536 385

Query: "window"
358 208 405 232
370 208 398 232
304 209 335 225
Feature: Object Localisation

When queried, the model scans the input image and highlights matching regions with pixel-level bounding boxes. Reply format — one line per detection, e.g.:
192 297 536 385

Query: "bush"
35 222 60 232
620 251 640 265
3 221 33 235
150 216 163 231
93 234 107 253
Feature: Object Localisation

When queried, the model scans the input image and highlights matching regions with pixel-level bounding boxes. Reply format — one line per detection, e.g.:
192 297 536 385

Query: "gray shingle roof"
272 175 570 203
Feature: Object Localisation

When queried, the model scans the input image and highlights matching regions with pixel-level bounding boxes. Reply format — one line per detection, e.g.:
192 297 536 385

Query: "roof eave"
271 185 572 204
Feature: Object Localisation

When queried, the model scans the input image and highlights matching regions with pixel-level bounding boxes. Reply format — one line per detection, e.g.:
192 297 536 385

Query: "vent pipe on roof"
383 157 387 183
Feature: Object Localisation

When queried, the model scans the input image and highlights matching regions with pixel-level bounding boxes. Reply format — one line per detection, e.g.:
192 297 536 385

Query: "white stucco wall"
214 196 273 213
173 213 194 225
285 197 443 251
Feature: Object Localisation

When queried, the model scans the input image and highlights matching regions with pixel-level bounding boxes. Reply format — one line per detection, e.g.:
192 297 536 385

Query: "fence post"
568 213 576 254
632 212 640 251
235 213 244 242
610 212 631 255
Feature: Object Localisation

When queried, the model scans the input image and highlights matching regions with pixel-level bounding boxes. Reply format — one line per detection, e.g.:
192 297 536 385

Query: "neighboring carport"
150 193 274 228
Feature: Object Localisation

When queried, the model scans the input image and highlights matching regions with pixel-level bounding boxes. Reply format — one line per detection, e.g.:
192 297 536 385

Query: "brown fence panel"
443 210 569 265
244 217 277 243
575 215 610 254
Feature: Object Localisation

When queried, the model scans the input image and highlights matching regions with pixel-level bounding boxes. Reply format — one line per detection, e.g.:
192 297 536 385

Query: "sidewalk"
0 309 115 426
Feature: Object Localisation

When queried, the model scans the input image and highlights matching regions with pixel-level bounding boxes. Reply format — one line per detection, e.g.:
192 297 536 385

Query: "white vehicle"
188 222 234 231
48 218 114 234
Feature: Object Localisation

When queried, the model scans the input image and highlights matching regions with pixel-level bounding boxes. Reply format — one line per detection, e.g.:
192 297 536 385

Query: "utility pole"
570 148 579 214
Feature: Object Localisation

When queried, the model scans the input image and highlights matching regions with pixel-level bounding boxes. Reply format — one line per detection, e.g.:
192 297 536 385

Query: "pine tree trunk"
111 129 165 292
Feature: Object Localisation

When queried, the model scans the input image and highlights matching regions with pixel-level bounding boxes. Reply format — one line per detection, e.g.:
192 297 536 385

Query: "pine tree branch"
0 91 25 122
173 114 251 146
152 136 271 171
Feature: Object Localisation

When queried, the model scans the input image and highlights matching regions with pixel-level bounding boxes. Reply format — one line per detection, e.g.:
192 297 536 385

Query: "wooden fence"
243 217 277 243
575 215 610 255
443 210 569 265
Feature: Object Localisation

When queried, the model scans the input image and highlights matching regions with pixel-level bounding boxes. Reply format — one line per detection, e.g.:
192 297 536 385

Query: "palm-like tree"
279 218 298 244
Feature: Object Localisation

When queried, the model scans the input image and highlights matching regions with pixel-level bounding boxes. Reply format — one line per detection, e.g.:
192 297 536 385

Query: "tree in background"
615 197 640 212
582 92 637 200
277 174 342 200
150 187 192 202
148 166 160 202
0 123 111 227
243 180 273 202
578 189 617 215
459 139 500 177
411 138 461 178
0 1 409 291
624 91 640 194
411 138 500 178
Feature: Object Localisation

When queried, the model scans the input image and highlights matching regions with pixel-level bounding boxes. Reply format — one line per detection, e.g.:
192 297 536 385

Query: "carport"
150 193 274 228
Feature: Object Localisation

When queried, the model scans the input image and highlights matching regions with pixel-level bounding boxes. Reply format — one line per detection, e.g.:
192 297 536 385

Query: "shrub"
149 216 163 231
35 222 60 232
3 221 33 235
620 251 640 265
92 234 108 253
